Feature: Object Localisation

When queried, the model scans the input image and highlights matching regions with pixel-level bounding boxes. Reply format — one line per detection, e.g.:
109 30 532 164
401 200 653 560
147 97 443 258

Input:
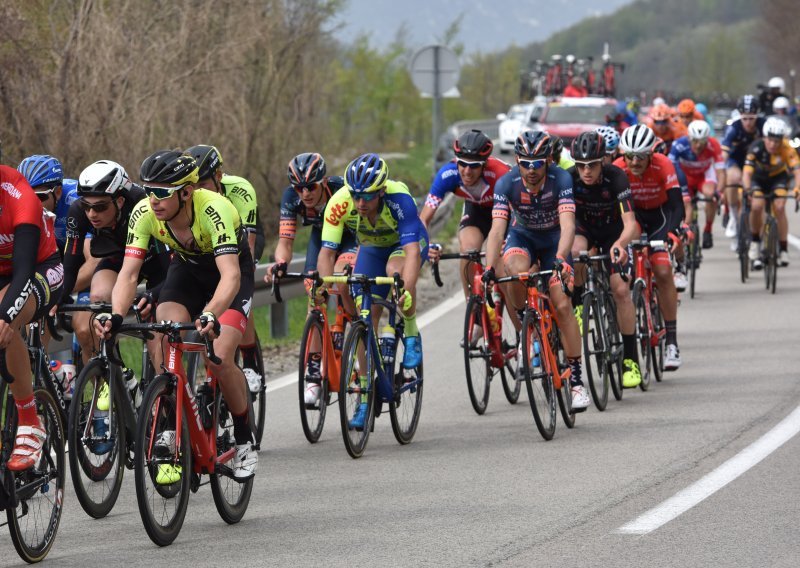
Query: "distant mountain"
331 0 636 54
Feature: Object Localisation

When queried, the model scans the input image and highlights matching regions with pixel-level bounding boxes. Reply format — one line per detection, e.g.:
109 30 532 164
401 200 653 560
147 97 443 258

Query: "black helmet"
515 130 552 159
737 94 759 115
288 152 326 187
551 135 564 159
453 129 493 161
139 150 199 186
186 145 223 180
571 131 606 161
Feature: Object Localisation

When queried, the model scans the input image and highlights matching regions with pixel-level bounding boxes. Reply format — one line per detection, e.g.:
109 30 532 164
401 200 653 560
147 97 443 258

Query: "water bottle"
380 325 396 364
61 360 77 400
486 306 499 334
331 322 344 352
532 340 541 368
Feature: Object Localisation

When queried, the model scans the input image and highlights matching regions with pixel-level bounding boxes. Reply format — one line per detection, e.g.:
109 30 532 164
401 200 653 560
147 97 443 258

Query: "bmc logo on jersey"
1 182 22 200
325 202 349 226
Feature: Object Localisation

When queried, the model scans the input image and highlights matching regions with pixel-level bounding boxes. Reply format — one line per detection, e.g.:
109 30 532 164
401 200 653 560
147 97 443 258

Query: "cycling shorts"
0 253 63 322
352 237 429 300
726 157 745 170
685 167 717 196
633 206 680 267
458 201 493 238
158 250 254 335
751 172 790 198
305 228 358 273
503 227 569 272
575 222 628 275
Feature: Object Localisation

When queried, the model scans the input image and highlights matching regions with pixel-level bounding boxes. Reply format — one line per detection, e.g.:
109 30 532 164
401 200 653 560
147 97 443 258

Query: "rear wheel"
738 208 750 283
498 300 521 404
552 327 575 429
651 283 665 382
298 313 328 443
463 296 491 415
338 322 375 459
582 292 608 411
210 391 253 524
632 281 652 391
602 292 624 401
235 335 266 446
389 342 423 445
689 225 699 299
521 310 556 441
765 217 778 294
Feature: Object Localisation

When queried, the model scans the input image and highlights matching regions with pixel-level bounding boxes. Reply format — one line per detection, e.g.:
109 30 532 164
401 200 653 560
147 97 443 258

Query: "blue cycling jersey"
721 117 765 167
493 165 575 232
54 178 79 247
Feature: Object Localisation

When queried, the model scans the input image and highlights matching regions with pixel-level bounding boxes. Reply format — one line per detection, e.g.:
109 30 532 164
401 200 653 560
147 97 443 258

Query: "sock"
704 220 713 233
665 320 677 346
232 411 252 445
622 333 638 362
567 356 582 387
240 344 258 371
780 241 788 252
752 235 761 243
15 395 38 426
403 313 419 337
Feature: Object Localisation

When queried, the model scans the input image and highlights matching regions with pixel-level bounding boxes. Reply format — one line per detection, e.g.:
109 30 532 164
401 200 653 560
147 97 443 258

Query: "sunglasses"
518 159 546 170
574 160 602 170
349 189 381 202
456 159 485 169
740 116 757 122
35 190 55 202
624 152 651 162
653 119 669 126
144 183 186 200
679 113 694 119
294 184 319 194
79 199 113 213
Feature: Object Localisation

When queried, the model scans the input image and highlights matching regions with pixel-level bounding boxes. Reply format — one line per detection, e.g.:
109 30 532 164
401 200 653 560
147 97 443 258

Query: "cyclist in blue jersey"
483 131 590 411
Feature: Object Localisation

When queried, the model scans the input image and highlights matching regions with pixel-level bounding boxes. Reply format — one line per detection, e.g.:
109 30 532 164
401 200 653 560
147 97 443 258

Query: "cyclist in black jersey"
568 131 641 388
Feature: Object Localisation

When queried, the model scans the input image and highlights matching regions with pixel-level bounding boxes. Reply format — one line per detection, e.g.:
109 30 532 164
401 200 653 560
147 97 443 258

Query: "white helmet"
78 160 132 198
652 96 666 107
763 116 788 138
768 76 785 91
687 120 711 140
620 124 656 154
773 96 790 112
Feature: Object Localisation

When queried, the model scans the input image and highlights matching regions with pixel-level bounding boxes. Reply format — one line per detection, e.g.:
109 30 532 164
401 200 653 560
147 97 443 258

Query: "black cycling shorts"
458 201 493 238
751 172 790 198
575 221 628 274
0 253 63 322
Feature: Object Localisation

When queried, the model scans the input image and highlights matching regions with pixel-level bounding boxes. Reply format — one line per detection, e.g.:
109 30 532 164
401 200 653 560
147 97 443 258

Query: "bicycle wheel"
765 217 778 294
233 337 266 446
463 296 491 414
582 292 608 411
298 312 328 443
389 339 423 445
68 359 126 518
650 286 666 382
6 388 65 564
631 281 652 391
689 229 699 299
498 300 521 404
134 374 191 546
602 292 624 402
738 208 750 283
521 310 556 441
338 321 375 459
210 391 253 524
552 328 575 429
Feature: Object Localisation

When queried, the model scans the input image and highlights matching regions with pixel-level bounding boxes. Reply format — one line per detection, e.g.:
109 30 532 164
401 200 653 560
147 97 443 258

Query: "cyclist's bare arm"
204 253 241 319
419 204 435 229
556 210 576 260
485 216 508 274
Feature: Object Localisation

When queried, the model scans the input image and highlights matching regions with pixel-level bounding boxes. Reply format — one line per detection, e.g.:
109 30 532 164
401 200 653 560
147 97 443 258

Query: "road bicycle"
736 187 751 284
750 191 795 294
630 236 667 390
685 194 716 299
491 269 574 441
326 273 423 459
271 270 353 443
0 352 65 563
432 249 520 414
108 320 254 546
574 252 624 409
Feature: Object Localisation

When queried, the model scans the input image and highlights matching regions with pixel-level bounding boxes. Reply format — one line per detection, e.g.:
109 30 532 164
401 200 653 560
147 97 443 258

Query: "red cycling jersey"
613 153 680 210
0 165 58 275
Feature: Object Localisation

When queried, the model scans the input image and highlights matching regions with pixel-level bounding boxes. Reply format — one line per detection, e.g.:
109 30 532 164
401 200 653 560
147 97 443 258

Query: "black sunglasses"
79 199 113 213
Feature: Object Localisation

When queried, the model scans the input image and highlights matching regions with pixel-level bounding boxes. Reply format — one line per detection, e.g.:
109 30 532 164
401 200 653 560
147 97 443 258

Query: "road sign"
410 45 459 96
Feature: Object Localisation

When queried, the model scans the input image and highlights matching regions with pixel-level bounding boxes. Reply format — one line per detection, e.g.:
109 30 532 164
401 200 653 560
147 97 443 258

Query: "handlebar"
429 246 484 288
113 321 221 365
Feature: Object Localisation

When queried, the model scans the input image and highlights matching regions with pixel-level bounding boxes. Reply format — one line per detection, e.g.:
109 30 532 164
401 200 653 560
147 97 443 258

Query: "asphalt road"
5 221 800 568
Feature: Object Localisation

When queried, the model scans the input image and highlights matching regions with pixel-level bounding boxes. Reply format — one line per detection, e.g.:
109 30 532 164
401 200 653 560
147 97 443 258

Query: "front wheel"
389 343 423 445
689 227 699 299
650 285 665 382
738 208 750 283
765 217 778 294
210 391 253 524
498 301 521 404
582 292 608 411
235 335 266 446
521 310 556 441
602 292 624 402
298 313 328 443
632 281 653 391
338 322 376 459
463 296 491 414
553 328 575 429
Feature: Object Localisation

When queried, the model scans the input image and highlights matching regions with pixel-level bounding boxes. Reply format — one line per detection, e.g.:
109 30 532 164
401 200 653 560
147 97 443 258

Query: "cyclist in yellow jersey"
318 153 429 429
187 145 263 395
97 150 257 481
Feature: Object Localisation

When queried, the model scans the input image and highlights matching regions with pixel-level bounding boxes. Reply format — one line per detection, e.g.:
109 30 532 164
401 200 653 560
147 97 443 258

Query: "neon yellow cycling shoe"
96 382 110 411
156 463 182 485
622 359 641 388
574 305 584 336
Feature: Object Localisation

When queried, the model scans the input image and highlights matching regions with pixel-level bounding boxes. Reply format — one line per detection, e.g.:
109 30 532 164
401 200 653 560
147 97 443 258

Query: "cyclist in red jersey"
0 165 63 471
613 125 684 371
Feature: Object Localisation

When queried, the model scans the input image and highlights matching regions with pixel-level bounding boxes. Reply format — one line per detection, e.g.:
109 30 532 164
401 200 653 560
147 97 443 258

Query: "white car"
497 103 533 153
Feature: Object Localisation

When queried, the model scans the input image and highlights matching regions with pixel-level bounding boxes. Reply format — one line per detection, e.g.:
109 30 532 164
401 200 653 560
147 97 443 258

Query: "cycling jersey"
0 166 58 274
744 138 800 178
647 118 687 146
569 164 632 229
613 153 683 210
669 136 724 183
53 178 79 248
558 155 575 170
220 174 258 232
425 157 510 210
492 165 575 232
321 181 424 249
279 176 344 239
721 117 765 167
125 189 245 267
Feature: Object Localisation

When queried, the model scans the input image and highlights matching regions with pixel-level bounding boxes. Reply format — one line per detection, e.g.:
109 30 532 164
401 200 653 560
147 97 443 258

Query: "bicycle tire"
338 321 375 459
766 217 778 294
582 292 609 411
7 388 65 563
134 374 191 546
521 310 556 441
689 226 699 299
210 391 253 524
234 336 266 446
463 296 491 415
602 291 624 401
650 286 666 382
389 349 423 445
498 301 521 404
67 359 126 519
553 327 575 429
298 313 328 443
632 281 652 391
738 208 750 283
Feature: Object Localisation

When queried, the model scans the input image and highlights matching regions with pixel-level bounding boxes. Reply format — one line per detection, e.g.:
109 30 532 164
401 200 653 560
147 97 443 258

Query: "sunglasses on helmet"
518 159 546 170
144 183 186 200
79 199 114 213
456 159 485 169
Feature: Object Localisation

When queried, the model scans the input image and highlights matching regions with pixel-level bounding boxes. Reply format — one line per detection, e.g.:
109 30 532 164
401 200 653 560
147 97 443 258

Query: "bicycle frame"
631 240 666 348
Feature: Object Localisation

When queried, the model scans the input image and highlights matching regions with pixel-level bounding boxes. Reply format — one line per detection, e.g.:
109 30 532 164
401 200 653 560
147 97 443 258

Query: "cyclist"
595 126 621 165
676 99 704 128
318 153 428 429
646 104 687 154
759 76 786 115
569 131 641 387
669 120 726 249
614 124 684 371
721 95 766 243
0 164 63 471
61 160 169 367
96 150 257 480
744 117 800 268
421 130 510 299
694 102 716 136
187 145 265 395
266 152 357 406
483 131 590 411
551 135 574 170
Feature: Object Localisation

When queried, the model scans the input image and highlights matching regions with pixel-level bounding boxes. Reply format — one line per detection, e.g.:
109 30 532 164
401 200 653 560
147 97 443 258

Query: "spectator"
563 76 588 98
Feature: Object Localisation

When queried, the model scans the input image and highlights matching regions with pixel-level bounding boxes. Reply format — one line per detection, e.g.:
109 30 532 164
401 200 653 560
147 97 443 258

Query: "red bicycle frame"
631 241 666 349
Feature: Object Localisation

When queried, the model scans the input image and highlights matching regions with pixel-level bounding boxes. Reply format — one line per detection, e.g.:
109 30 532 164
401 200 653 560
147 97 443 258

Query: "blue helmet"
17 154 64 189
345 153 388 194
595 126 620 154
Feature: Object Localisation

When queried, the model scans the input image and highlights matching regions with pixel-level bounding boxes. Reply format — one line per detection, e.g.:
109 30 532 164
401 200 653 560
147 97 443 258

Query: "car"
497 103 533 153
526 96 617 148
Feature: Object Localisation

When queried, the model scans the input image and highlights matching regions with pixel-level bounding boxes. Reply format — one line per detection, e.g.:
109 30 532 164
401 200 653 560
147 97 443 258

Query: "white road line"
266 290 464 393
788 234 800 251
617 404 800 535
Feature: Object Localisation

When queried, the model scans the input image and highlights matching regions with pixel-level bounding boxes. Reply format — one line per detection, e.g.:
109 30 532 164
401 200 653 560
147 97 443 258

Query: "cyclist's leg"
642 208 680 349
385 236 429 369
701 166 718 235
457 202 491 300
74 266 116 364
